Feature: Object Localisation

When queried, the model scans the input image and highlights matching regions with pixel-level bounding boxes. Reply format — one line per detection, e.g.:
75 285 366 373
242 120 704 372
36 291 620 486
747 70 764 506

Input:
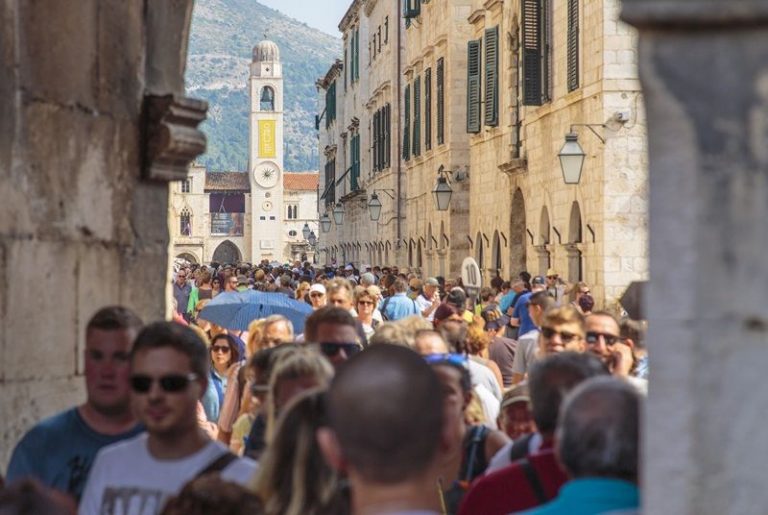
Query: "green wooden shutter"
437 58 444 144
484 26 499 126
413 76 421 156
425 68 432 150
522 0 542 106
351 135 360 191
355 28 360 81
467 40 481 133
385 103 391 167
403 84 411 160
373 111 379 172
567 0 579 92
404 0 421 18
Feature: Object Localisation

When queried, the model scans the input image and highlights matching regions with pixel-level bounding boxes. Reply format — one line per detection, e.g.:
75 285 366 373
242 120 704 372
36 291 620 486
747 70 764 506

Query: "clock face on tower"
253 163 280 189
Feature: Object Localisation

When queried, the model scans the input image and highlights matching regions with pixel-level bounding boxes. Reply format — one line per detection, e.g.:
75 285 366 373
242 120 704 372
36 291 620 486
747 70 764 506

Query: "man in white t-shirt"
414 277 441 322
79 322 257 515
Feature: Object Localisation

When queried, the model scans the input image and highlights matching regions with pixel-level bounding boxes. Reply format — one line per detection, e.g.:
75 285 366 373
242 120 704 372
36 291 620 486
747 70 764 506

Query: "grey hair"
556 376 641 483
263 314 295 337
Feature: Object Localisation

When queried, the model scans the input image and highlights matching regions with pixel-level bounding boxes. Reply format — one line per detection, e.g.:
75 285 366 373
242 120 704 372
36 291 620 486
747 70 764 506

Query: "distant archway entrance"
212 240 242 265
176 252 198 265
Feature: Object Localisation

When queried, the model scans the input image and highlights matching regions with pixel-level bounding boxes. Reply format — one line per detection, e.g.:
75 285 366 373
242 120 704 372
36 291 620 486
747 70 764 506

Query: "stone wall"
0 0 196 468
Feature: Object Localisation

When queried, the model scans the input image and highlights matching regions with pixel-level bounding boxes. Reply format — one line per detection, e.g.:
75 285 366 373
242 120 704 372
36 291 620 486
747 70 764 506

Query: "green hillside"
187 0 341 172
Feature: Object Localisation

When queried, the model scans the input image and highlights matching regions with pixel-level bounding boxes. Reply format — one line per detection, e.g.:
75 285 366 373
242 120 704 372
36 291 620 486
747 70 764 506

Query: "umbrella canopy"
198 290 313 334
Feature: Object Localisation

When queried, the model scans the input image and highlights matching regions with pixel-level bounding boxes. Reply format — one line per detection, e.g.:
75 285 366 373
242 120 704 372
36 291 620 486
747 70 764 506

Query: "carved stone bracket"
143 94 208 182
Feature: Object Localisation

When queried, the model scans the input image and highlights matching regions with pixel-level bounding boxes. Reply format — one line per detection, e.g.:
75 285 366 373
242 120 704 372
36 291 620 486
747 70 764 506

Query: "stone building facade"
0 1 205 467
169 167 319 264
318 0 405 268
317 0 647 307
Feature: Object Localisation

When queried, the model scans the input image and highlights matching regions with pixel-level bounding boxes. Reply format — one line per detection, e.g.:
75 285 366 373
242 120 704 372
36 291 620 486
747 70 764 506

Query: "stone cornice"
468 8 486 25
484 0 503 12
339 0 362 31
364 0 378 17
622 1 768 28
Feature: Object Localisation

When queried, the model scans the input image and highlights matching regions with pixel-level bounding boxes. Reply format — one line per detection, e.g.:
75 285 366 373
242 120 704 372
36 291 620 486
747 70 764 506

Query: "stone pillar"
622 2 768 513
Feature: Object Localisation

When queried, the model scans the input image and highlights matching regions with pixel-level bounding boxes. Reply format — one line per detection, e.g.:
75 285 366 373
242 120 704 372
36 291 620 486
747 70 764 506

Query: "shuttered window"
373 110 380 172
354 28 360 81
567 0 579 92
437 58 445 145
403 84 411 160
344 48 348 90
413 76 421 156
325 81 336 128
385 103 391 167
351 134 360 190
466 40 481 133
404 0 421 18
522 0 546 105
484 26 499 126
425 68 432 151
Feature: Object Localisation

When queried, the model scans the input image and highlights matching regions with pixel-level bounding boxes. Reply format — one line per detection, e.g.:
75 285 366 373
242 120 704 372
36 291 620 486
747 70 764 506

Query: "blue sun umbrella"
198 290 313 334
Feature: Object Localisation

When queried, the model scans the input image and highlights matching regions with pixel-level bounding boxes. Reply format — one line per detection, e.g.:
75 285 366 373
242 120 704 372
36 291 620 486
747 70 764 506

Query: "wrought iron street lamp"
432 165 453 211
302 222 311 240
332 202 345 225
320 213 332 233
558 132 586 184
368 192 383 222
308 231 317 247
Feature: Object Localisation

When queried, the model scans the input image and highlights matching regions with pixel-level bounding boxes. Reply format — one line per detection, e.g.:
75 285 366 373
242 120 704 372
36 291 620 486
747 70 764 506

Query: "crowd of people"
1 260 647 515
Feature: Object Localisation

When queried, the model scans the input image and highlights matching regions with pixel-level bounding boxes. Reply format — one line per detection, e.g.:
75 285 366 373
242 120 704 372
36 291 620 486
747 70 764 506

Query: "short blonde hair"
541 305 585 335
353 285 381 307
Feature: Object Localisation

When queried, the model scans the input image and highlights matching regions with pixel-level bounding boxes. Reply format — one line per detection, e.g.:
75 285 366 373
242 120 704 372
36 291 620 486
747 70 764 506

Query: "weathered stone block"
0 0 16 177
19 0 97 109
4 239 78 380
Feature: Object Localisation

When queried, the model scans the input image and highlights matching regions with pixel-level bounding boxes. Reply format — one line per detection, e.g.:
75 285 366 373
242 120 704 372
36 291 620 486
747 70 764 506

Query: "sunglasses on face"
211 345 230 354
318 342 362 358
424 353 469 369
358 300 374 306
585 331 622 346
541 327 580 343
130 373 198 393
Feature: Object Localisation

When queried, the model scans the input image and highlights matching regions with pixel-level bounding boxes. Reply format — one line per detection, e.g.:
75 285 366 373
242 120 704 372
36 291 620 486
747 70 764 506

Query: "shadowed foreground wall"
0 0 197 468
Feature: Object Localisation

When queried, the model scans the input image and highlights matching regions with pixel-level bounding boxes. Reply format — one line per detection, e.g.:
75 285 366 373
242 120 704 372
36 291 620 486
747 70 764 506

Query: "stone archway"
176 252 198 265
510 188 527 275
476 231 485 272
212 240 242 264
537 206 551 274
492 230 502 277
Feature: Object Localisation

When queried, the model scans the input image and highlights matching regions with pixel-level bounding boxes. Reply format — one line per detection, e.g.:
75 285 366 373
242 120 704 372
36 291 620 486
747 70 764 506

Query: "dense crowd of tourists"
1 260 647 515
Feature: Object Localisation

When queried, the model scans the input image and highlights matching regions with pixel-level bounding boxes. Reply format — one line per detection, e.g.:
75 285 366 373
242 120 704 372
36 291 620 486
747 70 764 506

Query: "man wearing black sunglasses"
80 322 256 514
584 312 645 394
304 306 364 367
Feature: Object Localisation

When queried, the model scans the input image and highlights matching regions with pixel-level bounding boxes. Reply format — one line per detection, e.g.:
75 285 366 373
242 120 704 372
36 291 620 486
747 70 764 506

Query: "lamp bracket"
373 188 396 199
569 123 606 144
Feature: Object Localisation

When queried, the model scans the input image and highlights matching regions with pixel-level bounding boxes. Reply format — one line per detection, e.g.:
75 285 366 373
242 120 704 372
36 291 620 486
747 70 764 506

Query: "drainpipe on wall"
396 3 403 256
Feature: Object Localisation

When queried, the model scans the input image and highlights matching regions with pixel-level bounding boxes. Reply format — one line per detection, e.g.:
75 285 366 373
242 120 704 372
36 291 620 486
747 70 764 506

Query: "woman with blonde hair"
251 389 349 515
466 315 504 389
296 281 311 303
265 348 334 442
353 285 381 341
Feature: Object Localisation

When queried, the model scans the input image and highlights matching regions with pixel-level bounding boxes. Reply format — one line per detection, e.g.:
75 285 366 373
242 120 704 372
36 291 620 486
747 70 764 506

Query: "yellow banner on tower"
258 120 276 158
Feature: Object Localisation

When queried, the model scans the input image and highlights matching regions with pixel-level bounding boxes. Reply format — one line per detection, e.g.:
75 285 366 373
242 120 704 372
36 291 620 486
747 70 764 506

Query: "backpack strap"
461 425 490 485
195 451 238 479
380 297 391 320
520 458 548 504
509 432 534 462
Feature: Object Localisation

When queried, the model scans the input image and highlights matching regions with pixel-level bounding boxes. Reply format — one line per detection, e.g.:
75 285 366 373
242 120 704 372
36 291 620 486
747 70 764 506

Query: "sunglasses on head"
130 373 198 393
318 342 362 358
585 331 622 346
424 353 469 369
541 327 580 343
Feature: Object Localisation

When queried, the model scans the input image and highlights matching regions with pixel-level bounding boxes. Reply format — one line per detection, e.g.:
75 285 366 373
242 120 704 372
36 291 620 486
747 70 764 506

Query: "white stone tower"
249 39 284 262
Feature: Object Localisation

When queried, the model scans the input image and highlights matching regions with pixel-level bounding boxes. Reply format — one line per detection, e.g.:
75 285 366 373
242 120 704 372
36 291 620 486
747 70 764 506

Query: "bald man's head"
325 345 443 484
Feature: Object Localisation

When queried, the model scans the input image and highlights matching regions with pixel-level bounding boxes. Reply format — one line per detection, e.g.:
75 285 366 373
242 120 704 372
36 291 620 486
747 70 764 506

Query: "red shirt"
457 448 567 515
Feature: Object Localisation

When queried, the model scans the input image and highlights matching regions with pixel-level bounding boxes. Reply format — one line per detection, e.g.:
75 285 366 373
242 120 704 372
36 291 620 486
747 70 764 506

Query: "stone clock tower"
249 39 284 262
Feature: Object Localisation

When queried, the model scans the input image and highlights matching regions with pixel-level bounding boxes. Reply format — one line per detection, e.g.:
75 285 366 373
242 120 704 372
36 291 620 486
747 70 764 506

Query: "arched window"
180 208 191 236
260 86 275 111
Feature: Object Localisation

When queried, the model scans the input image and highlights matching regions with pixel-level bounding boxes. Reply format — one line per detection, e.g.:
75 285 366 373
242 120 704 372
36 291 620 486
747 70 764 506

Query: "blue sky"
259 0 349 37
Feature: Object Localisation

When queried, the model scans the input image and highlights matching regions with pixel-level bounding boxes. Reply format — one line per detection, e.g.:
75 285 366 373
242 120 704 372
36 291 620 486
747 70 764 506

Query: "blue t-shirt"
6 407 143 501
512 291 536 336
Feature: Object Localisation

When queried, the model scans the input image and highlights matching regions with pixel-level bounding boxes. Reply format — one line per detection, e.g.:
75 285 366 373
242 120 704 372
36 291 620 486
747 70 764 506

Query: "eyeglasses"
318 342 362 358
585 331 623 346
424 353 470 369
310 292 324 298
357 300 374 306
130 373 198 393
210 345 230 354
547 275 558 279
541 327 581 343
